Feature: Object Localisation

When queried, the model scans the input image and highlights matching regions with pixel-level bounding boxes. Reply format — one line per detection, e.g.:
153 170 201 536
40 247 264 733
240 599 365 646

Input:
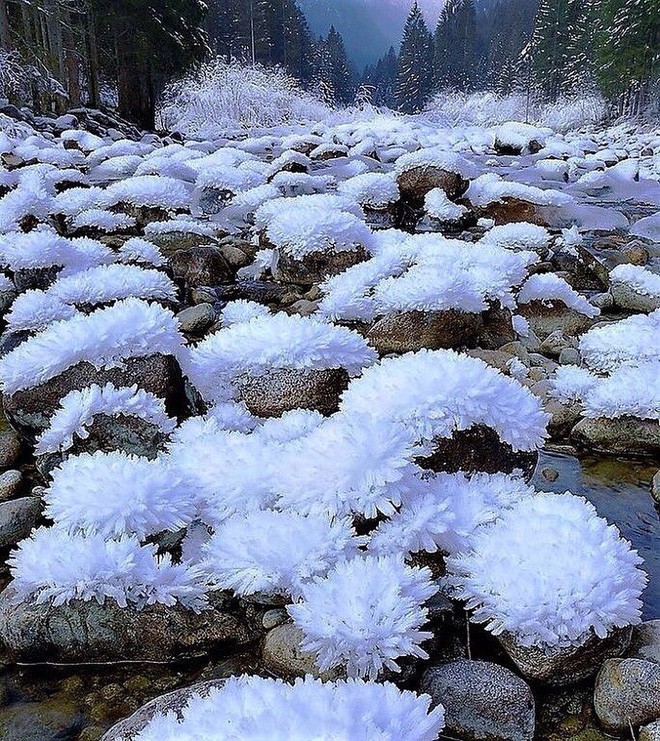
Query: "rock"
559 347 581 365
418 425 538 480
262 608 288 630
478 304 517 350
216 280 288 306
101 680 227 741
622 241 650 266
570 416 660 457
176 304 217 335
3 354 186 439
594 658 660 731
0 589 259 663
627 620 660 663
0 497 42 547
148 230 214 256
190 286 220 305
218 244 250 269
0 470 22 501
397 166 470 203
518 302 596 341
0 697 84 741
0 430 21 469
547 399 582 439
541 466 559 482
640 720 660 741
420 659 535 741
275 246 369 288
611 282 660 313
233 367 349 418
467 348 517 374
368 310 483 354
499 626 632 686
169 246 234 288
262 623 341 680
590 292 614 311
540 330 573 358
288 299 319 317
480 197 550 227
552 243 609 291
653 473 660 504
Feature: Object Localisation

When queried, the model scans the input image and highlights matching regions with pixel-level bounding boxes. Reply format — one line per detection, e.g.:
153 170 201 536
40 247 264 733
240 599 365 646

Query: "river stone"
611 282 660 313
169 245 234 288
367 310 483 354
0 469 22 500
570 416 660 457
640 720 660 741
0 497 42 547
517 301 597 341
0 429 21 469
275 246 369 287
101 680 227 741
418 424 538 480
0 589 258 663
397 166 469 203
420 659 535 741
627 621 660 663
3 354 186 440
552 243 610 291
262 623 342 681
479 197 549 227
148 230 213 256
176 303 217 335
216 280 288 306
594 658 660 731
233 367 349 418
478 304 517 349
0 697 84 741
498 626 633 686
218 244 250 270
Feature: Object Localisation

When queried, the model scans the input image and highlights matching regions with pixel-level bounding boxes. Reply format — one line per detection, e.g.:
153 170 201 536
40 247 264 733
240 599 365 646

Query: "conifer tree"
395 2 434 113
434 0 478 91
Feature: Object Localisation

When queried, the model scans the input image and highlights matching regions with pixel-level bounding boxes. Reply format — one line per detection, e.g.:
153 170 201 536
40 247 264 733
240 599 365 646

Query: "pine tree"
395 2 434 113
434 0 478 91
314 25 354 104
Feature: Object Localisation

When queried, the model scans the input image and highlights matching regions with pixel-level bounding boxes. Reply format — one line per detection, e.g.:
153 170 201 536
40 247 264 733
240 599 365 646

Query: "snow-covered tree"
395 2 434 113
434 0 478 91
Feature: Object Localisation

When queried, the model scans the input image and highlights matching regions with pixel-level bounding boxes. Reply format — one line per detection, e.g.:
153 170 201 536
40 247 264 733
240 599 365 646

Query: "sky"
299 0 445 70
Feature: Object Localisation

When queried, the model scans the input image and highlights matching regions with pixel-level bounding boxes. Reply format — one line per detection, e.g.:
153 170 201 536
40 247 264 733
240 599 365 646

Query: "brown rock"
276 246 369 287
518 301 597 341
368 310 483 354
570 416 660 458
262 623 342 680
169 246 234 287
594 657 660 731
397 166 469 203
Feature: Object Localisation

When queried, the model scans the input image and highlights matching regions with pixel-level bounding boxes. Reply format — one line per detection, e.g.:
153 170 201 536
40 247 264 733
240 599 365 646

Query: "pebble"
0 497 41 547
640 720 660 741
262 609 288 630
622 241 650 266
176 304 217 335
0 470 22 501
541 466 559 482
0 430 21 469
539 330 572 358
652 472 660 504
559 347 581 365
288 299 318 317
590 292 614 310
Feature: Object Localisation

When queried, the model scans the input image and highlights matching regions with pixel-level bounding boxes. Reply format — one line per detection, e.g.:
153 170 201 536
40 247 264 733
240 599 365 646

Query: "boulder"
570 417 660 458
517 301 597 341
417 424 538 480
640 720 660 741
552 244 610 292
176 304 217 335
0 497 42 547
367 310 483 354
498 626 632 686
262 623 342 681
101 680 227 741
627 620 660 664
3 354 186 440
275 246 369 287
169 246 234 288
0 589 259 663
233 367 349 418
0 697 84 741
420 659 535 741
594 658 660 731
478 304 517 350
611 282 660 313
0 429 21 469
397 167 469 204
480 198 549 227
148 230 214 256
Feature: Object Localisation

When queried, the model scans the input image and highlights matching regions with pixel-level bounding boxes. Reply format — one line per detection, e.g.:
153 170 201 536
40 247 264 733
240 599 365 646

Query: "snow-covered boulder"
395 148 477 203
494 122 549 156
610 264 660 313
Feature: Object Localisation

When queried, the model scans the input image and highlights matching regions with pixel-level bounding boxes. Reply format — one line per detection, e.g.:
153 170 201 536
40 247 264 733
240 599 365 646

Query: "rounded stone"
640 720 660 741
0 497 41 548
570 416 660 458
368 310 483 354
0 470 22 501
176 303 217 335
420 659 535 741
0 430 21 469
262 623 341 681
594 658 660 731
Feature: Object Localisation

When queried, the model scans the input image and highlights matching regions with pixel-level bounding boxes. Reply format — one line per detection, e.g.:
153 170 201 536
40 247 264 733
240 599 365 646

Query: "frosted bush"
394 148 478 179
368 471 534 557
144 219 216 239
9 528 207 611
219 300 270 326
202 511 365 599
117 237 166 268
338 173 399 208
579 310 660 372
105 175 190 210
447 492 647 649
44 451 194 539
266 207 375 259
6 264 178 332
424 188 467 221
610 264 660 298
35 383 177 455
270 171 335 198
183 313 376 405
517 273 600 317
289 555 438 679
128 675 445 741
0 298 184 395
0 231 114 274
0 170 53 231
50 186 110 217
339 350 549 452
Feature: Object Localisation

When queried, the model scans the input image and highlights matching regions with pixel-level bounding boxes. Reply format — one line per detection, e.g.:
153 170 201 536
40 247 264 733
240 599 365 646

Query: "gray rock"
368 310 483 355
149 230 215 256
262 623 341 680
0 430 21 469
559 347 581 365
627 620 660 663
101 680 227 741
546 399 583 439
169 246 234 288
541 466 559 482
640 720 660 741
0 470 22 501
0 497 41 547
288 299 319 317
176 304 217 335
218 244 250 269
233 367 349 418
216 280 288 306
571 416 660 458
420 659 535 741
539 330 573 358
591 292 614 310
499 626 632 685
519 302 596 342
552 243 610 291
611 282 660 313
594 658 660 731
0 588 259 663
0 698 84 741
262 608 288 630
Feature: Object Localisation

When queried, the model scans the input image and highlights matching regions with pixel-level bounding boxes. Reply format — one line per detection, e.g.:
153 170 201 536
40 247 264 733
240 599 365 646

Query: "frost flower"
288 555 438 679
447 492 647 649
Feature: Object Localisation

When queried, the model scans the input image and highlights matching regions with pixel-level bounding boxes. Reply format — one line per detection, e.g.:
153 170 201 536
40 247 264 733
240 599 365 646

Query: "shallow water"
533 450 659 620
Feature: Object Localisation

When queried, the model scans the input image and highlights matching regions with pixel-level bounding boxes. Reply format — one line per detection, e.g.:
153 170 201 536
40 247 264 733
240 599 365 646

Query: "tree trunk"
114 15 155 129
0 0 12 52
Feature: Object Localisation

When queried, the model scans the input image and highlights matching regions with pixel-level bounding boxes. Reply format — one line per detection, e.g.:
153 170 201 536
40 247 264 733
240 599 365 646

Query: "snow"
494 122 550 151
517 273 600 317
338 173 399 209
0 231 114 274
395 147 478 179
467 173 573 208
631 214 660 242
105 175 191 210
424 188 467 221
610 264 660 298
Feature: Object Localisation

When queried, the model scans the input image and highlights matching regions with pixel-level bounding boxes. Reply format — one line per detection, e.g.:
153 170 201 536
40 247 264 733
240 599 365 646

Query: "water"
533 450 659 620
